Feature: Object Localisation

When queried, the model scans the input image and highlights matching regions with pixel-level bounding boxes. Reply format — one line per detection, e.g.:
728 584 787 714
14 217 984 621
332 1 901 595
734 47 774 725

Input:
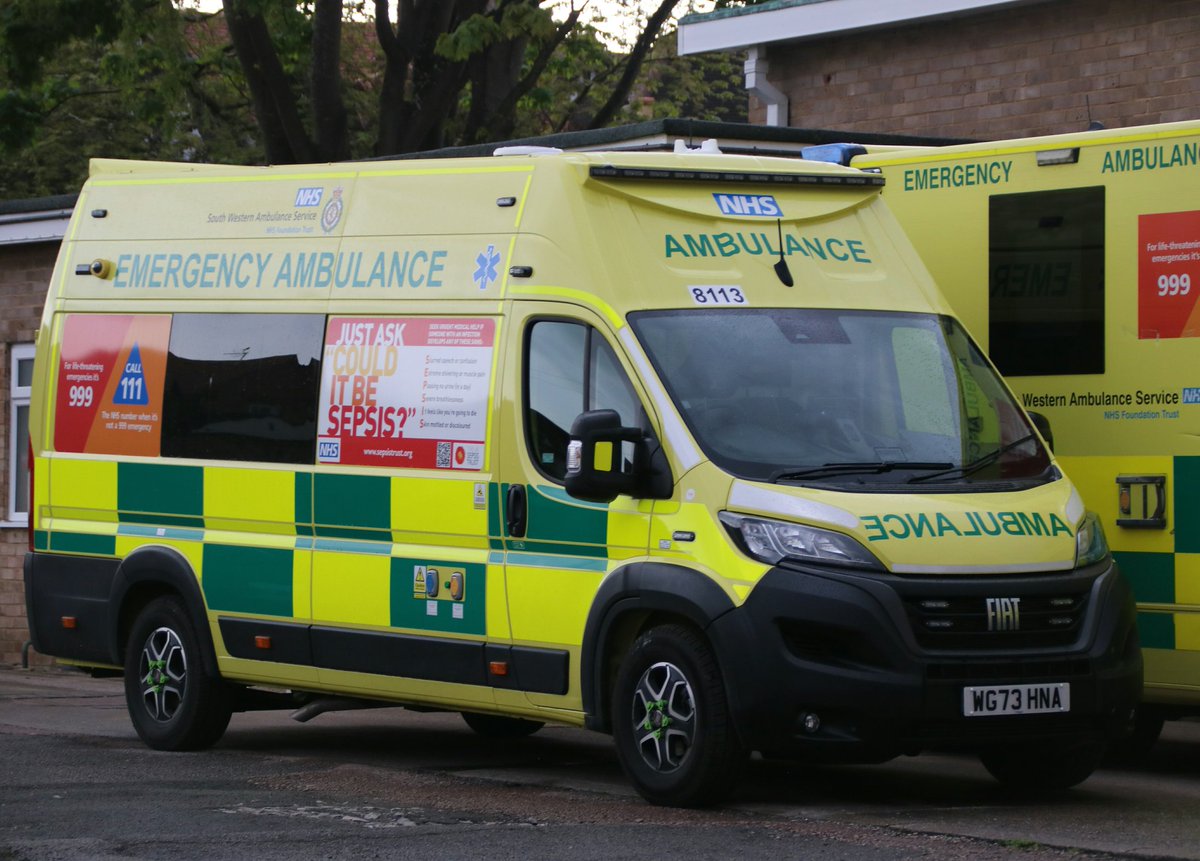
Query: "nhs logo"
713 193 782 217
1183 387 1200 405
317 439 341 463
295 187 324 207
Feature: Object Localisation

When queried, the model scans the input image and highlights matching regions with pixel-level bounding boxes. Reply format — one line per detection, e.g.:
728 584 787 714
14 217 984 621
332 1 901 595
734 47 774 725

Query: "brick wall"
1 241 55 666
754 0 1200 139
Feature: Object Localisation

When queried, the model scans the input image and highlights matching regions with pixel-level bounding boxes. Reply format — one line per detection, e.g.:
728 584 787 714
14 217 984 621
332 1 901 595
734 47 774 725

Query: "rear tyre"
980 741 1105 791
461 712 544 739
124 596 232 751
612 624 745 807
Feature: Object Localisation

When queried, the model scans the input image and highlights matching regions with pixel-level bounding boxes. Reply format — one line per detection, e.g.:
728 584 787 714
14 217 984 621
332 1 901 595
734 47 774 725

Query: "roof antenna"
774 218 794 287
1085 94 1104 131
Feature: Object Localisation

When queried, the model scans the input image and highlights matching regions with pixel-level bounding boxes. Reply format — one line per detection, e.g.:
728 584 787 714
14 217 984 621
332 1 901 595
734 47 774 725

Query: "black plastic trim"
312 626 486 685
589 165 885 188
112 545 218 677
581 560 737 733
219 617 313 666
24 552 120 665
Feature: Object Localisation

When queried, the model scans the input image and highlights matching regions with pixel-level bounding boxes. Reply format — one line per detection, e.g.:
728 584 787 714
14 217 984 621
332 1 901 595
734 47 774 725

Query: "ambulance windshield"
630 309 1053 489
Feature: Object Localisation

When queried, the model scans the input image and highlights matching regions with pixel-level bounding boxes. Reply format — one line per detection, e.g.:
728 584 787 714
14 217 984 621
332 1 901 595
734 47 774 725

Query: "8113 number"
689 286 747 306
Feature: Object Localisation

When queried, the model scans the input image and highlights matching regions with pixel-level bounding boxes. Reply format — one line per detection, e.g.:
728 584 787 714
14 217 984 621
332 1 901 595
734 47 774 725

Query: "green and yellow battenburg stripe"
33 456 649 646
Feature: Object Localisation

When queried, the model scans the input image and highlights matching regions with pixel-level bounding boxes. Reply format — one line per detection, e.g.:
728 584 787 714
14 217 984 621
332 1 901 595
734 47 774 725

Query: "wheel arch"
581 561 736 734
111 545 219 677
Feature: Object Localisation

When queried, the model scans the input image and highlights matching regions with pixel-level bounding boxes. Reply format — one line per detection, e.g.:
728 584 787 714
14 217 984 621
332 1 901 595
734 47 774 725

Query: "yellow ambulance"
24 145 1140 806
849 120 1200 753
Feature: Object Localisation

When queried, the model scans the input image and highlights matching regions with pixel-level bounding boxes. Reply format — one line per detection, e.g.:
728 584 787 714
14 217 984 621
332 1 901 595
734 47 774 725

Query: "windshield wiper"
906 433 1038 484
771 461 954 482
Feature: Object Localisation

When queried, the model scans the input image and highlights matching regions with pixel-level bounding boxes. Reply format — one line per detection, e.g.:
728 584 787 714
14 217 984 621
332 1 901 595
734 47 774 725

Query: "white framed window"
8 343 34 524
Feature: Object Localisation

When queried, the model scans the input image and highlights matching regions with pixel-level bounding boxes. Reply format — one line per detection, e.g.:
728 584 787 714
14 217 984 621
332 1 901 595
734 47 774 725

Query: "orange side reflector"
488 661 509 676
61 616 77 630
254 636 272 650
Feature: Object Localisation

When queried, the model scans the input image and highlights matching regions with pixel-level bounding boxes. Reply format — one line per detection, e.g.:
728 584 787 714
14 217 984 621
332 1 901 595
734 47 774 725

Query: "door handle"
506 484 527 538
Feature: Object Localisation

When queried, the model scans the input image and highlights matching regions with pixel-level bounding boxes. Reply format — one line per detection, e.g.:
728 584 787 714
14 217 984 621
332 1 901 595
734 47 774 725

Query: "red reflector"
61 616 77 630
488 661 509 676
254 636 272 650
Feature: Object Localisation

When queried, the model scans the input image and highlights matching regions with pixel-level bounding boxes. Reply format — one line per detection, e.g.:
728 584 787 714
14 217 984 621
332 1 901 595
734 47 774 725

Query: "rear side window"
161 314 324 463
988 186 1105 376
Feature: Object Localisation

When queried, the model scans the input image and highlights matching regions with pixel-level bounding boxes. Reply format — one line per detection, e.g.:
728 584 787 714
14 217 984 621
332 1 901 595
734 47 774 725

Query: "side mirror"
565 409 643 503
1028 410 1054 453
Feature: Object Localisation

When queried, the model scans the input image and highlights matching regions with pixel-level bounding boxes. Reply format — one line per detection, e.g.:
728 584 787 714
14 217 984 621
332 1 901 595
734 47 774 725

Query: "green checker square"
314 473 390 534
1137 610 1175 650
202 544 294 617
118 462 203 527
390 558 486 636
1113 551 1175 605
1175 456 1200 553
525 484 607 557
49 532 116 556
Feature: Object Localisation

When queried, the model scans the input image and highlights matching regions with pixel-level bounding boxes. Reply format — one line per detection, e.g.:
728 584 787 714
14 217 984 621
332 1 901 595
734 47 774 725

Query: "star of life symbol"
474 244 501 291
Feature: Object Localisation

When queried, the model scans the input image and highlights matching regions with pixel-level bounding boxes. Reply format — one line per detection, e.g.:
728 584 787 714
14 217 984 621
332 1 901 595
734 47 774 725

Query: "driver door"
495 303 655 713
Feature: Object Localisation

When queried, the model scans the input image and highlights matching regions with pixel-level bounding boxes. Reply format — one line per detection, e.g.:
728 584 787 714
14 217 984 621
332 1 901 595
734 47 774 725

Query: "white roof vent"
493 145 564 157
673 138 724 155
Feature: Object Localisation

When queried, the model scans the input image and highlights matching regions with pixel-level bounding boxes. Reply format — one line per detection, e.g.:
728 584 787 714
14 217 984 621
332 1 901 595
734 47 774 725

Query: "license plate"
962 683 1070 716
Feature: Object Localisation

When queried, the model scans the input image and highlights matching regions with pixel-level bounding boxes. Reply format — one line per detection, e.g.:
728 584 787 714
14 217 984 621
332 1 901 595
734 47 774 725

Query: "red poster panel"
317 317 496 469
1138 210 1200 339
55 315 171 456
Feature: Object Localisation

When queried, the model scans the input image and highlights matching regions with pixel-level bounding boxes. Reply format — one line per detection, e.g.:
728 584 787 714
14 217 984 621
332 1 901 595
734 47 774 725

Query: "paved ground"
3 666 1200 860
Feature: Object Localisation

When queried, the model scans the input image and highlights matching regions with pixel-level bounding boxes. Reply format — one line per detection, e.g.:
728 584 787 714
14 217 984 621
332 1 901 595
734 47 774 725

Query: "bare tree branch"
587 0 679 129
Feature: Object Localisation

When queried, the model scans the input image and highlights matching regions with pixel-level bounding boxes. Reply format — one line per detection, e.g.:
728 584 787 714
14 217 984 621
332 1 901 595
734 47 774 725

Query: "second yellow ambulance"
851 120 1200 752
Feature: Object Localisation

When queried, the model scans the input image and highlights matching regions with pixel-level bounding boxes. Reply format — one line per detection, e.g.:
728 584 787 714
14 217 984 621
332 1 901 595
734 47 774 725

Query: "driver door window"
526 320 643 481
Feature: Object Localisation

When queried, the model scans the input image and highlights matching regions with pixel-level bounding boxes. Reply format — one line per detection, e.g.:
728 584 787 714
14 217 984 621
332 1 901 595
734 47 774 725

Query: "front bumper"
709 558 1142 762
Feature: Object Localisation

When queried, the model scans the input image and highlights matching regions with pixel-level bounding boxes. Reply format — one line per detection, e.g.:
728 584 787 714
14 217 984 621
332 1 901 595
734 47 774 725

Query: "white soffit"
678 0 1053 54
0 212 71 246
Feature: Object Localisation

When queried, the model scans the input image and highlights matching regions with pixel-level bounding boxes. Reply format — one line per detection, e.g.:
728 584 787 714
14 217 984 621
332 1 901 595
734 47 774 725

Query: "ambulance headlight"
1075 511 1110 568
719 512 880 570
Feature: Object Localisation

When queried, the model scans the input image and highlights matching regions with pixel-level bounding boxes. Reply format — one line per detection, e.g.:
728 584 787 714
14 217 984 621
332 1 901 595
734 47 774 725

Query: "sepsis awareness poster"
54 314 170 456
1139 210 1200 339
317 317 495 469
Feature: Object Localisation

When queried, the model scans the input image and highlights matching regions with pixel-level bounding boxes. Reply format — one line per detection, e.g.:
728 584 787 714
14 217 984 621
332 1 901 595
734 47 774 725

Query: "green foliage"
0 0 733 198
638 32 745 123
0 1 265 197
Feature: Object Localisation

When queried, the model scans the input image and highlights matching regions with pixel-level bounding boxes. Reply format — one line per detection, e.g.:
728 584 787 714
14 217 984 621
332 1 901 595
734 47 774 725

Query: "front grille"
926 657 1091 681
903 589 1089 650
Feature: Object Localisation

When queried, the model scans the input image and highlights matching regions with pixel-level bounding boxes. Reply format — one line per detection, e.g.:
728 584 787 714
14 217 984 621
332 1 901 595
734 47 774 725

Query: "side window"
7 343 34 522
989 186 1105 376
161 314 324 464
526 320 645 481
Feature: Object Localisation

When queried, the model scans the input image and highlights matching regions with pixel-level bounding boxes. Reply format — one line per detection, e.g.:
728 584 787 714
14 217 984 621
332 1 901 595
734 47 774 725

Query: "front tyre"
612 624 745 807
980 741 1105 792
124 596 232 751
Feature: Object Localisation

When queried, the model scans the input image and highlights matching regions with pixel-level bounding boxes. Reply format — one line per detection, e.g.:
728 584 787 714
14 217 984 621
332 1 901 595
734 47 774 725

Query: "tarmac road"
2 665 1200 861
